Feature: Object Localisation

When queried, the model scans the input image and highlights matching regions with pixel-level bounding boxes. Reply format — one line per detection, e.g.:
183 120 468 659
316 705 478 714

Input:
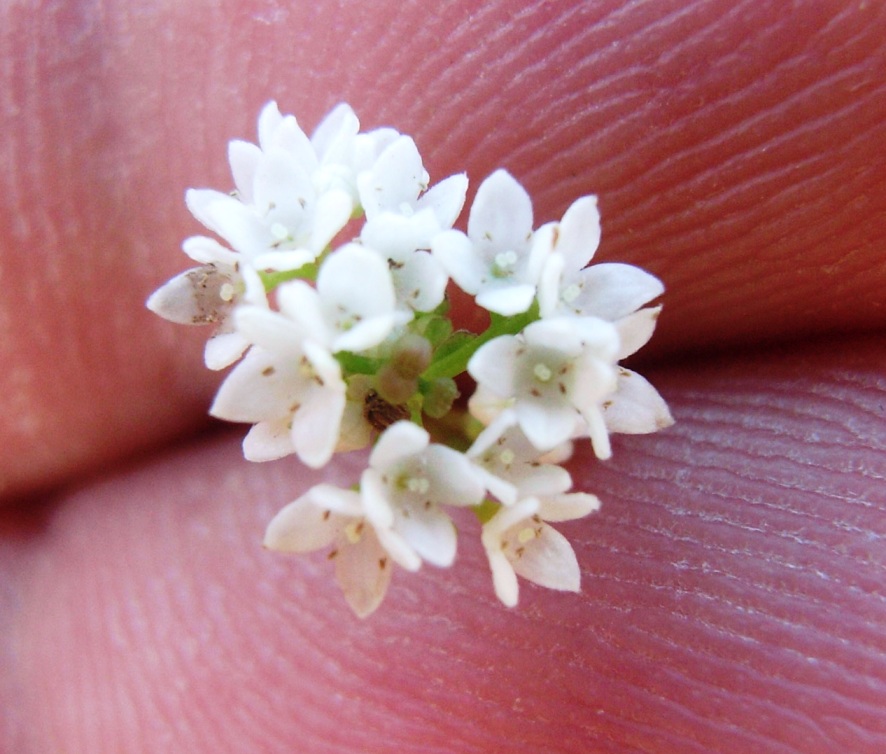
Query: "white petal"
146 267 229 326
228 139 261 204
516 399 578 452
210 348 300 422
467 386 514 427
395 505 457 568
513 465 572 498
263 493 340 553
335 526 392 618
252 249 317 272
374 524 422 572
358 135 425 219
257 101 284 151
187 190 270 258
555 195 601 272
537 492 601 522
181 235 240 266
332 313 398 354
425 446 486 507
360 469 395 530
571 263 665 321
431 229 483 294
310 189 353 251
243 419 296 461
580 404 612 460
537 250 565 319
522 318 584 356
275 282 329 348
319 244 396 321
467 335 520 394
204 331 250 370
416 173 468 228
480 499 539 607
308 484 365 517
475 283 537 316
510 523 581 593
369 421 429 470
615 306 662 360
603 369 674 434
311 103 359 159
234 306 305 355
361 209 442 260
487 548 520 607
394 250 448 313
468 170 533 253
291 376 346 468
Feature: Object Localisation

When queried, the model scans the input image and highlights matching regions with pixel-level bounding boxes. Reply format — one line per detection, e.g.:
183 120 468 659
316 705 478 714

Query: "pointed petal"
603 369 675 434
475 282 536 316
360 469 395 530
234 306 305 355
395 505 458 568
228 139 261 204
616 306 662 360
431 229 482 294
369 421 429 470
425 446 486 507
311 102 359 158
210 348 301 422
572 263 665 320
243 419 295 461
310 189 353 252
257 101 284 151
417 173 468 228
537 492 601 522
204 331 249 370
555 195 601 271
467 335 520 393
510 523 581 593
146 267 228 326
468 170 533 253
291 379 346 468
181 235 240 266
487 548 520 607
263 493 340 553
335 527 392 618
516 399 578 452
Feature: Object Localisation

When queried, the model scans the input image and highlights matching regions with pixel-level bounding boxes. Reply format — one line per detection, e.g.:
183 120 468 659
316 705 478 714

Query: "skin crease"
0 0 884 751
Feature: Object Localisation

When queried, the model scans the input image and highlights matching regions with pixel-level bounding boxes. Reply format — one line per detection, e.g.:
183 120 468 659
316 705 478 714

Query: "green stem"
421 302 538 381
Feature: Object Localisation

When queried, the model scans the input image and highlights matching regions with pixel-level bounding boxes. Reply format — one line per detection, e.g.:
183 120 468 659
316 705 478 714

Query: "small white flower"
276 243 408 353
481 492 600 607
146 249 267 370
359 136 467 313
432 169 549 315
210 307 346 468
360 421 486 568
264 483 400 618
468 317 620 457
538 195 664 321
467 415 573 506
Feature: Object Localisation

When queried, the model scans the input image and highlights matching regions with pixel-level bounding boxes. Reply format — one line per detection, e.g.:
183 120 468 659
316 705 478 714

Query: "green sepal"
472 498 501 525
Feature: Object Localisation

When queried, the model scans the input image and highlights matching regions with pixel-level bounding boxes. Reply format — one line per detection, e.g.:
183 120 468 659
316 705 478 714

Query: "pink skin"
1 1 885 752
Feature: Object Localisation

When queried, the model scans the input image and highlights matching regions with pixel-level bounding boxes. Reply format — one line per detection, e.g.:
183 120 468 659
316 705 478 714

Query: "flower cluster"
148 101 672 617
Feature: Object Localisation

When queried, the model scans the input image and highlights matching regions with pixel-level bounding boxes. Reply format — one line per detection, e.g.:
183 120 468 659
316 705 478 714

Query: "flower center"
533 363 553 382
562 283 581 303
406 476 430 494
491 250 518 278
